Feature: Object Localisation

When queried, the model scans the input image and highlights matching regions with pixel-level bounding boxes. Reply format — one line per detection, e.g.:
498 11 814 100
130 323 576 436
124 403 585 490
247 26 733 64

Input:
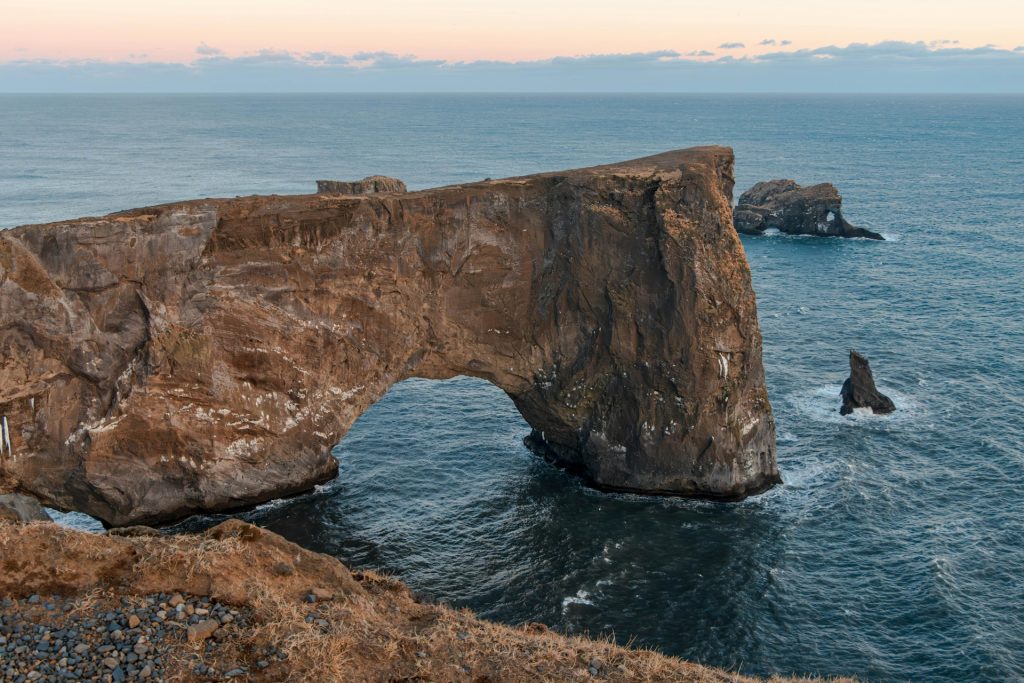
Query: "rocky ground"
0 519 855 682
1 592 265 682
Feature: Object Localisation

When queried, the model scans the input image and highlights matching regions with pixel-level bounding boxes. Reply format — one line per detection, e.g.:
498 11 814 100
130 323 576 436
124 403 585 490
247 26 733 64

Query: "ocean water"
3 94 1023 682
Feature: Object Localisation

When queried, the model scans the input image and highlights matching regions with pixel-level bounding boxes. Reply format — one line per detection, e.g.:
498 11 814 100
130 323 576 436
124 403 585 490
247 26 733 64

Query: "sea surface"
2 94 1023 682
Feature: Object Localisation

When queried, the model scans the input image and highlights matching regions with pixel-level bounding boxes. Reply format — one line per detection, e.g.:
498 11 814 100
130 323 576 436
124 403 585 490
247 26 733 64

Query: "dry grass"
0 520 858 682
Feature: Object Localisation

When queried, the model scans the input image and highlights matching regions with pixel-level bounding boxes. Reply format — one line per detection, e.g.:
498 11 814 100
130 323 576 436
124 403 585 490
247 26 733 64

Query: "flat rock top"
10 146 734 235
738 179 841 207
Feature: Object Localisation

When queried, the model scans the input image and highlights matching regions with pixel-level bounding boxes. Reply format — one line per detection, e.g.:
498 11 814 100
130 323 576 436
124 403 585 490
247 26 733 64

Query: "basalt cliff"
0 147 779 526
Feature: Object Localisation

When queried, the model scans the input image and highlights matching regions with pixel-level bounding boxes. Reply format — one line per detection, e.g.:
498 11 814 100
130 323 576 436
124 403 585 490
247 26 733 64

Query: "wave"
561 589 595 611
785 383 925 428
744 228 898 242
46 508 105 533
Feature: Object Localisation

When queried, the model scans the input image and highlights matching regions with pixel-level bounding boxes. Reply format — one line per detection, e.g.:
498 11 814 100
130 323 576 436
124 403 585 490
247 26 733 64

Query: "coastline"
0 519 854 682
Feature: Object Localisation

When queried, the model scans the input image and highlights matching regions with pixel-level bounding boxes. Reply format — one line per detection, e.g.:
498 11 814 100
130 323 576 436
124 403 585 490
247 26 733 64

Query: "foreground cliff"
0 147 778 526
0 520 852 682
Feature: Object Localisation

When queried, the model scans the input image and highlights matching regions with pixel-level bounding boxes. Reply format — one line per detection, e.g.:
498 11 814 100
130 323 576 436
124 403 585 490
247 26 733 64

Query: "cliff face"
734 179 883 239
0 147 778 526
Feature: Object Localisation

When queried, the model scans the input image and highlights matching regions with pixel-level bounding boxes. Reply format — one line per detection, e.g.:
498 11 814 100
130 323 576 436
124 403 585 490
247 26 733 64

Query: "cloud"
718 42 745 49
195 42 223 57
755 40 1016 63
1017 46 1024 52
759 39 776 46
547 49 680 65
1 41 1022 93
302 51 349 65
337 51 446 69
781 40 792 46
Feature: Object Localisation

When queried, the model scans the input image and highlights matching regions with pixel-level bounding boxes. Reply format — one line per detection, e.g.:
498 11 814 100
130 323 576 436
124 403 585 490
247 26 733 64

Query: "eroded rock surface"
0 493 51 524
734 179 883 240
316 175 407 195
840 351 896 415
0 147 778 526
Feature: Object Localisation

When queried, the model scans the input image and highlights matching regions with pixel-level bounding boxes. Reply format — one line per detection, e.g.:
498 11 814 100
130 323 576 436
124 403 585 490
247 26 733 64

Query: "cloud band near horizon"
2 42 1023 93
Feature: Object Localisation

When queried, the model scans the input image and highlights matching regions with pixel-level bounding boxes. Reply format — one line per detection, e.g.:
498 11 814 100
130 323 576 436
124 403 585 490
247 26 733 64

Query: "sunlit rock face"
0 147 778 526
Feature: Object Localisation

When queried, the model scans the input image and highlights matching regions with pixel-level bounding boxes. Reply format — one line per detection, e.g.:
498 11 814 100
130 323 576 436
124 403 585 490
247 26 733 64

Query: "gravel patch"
0 592 277 682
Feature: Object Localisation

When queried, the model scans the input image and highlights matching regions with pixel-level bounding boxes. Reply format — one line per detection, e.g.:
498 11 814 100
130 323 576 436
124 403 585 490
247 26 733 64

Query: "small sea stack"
840 351 896 415
734 179 883 240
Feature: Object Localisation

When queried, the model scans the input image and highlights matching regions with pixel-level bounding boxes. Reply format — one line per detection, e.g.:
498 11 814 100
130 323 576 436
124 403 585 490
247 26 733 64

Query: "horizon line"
2 91 1024 96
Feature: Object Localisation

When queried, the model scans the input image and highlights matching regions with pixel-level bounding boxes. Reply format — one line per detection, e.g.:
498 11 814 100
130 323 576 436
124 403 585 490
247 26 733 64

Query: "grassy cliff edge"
0 520 853 682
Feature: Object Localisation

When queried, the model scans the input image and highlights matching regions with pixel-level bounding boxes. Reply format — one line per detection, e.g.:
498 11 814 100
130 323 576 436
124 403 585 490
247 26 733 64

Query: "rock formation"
0 147 779 526
0 492 51 523
840 351 895 415
734 179 883 240
316 175 407 195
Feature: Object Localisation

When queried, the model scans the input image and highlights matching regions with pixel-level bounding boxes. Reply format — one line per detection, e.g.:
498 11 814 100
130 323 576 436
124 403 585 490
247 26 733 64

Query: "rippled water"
3 94 1023 682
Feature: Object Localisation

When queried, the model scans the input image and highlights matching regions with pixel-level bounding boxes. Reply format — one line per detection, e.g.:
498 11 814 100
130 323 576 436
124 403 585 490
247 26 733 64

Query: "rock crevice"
0 147 779 526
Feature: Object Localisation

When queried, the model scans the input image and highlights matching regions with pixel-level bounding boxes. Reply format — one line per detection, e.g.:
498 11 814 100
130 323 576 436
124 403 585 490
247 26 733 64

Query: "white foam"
561 589 595 610
785 383 924 428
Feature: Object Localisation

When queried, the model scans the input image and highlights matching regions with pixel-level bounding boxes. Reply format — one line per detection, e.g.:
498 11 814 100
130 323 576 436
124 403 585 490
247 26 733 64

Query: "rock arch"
0 147 779 526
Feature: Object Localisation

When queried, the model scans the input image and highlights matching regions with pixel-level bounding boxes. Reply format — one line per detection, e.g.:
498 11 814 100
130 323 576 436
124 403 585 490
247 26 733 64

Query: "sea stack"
734 179 883 240
0 147 779 526
840 351 896 415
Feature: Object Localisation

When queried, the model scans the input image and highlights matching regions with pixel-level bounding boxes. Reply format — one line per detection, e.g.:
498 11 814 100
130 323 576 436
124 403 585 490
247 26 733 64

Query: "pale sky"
2 0 1022 62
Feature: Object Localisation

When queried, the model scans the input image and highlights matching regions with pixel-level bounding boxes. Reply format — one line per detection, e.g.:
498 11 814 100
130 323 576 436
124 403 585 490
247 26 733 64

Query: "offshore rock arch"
0 147 779 526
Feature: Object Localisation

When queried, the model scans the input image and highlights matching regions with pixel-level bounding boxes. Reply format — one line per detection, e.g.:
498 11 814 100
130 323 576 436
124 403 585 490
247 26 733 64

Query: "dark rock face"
316 176 407 195
0 147 779 526
0 493 52 523
840 351 896 415
734 179 883 240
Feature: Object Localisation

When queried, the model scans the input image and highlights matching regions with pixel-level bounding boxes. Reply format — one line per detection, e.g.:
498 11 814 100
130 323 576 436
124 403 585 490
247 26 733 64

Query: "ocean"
2 94 1022 682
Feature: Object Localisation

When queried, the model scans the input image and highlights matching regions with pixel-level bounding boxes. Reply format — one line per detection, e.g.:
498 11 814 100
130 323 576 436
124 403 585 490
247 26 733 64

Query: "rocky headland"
733 180 883 240
0 147 779 527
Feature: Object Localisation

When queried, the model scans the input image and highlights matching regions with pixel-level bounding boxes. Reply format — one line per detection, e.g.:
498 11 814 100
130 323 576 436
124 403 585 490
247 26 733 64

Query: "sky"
1 0 1023 92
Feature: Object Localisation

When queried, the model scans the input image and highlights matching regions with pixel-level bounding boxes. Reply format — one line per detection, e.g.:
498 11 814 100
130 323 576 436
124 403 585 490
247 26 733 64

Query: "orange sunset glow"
2 0 1022 63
